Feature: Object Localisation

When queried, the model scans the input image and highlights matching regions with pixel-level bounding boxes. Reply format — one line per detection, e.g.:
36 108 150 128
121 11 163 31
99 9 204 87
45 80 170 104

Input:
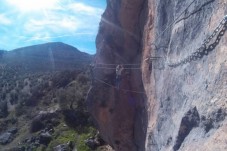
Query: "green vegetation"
15 104 27 117
46 124 96 151
0 43 105 150
36 145 46 151
0 67 107 150
46 127 76 151
76 133 91 151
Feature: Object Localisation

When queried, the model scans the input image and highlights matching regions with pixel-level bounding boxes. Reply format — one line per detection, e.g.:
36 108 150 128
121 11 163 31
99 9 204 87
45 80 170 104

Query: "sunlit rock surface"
87 0 227 150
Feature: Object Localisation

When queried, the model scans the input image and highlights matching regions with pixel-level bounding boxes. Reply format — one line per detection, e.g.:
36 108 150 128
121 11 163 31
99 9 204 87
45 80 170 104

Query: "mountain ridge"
0 42 92 73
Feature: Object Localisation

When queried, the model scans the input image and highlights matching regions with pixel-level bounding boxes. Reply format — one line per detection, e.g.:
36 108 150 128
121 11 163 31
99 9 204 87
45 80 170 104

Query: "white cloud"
29 32 95 41
24 32 51 42
24 15 79 34
16 1 103 36
0 14 12 25
1 0 106 53
22 32 96 43
6 0 60 12
68 2 103 17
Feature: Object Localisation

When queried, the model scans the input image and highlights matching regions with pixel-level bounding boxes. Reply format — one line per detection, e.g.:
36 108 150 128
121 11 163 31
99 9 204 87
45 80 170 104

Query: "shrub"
76 73 89 85
9 91 18 105
46 129 77 151
15 104 26 117
0 100 8 118
76 133 91 151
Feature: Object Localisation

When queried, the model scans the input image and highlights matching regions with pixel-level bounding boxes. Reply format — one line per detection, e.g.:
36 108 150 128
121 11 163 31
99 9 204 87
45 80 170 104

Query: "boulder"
30 112 58 133
85 133 106 150
54 144 69 151
8 127 18 134
0 132 13 145
39 132 52 145
53 141 73 151
85 137 100 150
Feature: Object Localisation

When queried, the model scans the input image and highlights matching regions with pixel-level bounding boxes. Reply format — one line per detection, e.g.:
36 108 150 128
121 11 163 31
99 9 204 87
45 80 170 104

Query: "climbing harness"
167 15 227 67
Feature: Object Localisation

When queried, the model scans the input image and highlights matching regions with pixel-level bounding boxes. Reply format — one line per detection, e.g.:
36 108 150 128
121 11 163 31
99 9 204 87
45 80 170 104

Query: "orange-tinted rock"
88 0 227 150
87 0 147 150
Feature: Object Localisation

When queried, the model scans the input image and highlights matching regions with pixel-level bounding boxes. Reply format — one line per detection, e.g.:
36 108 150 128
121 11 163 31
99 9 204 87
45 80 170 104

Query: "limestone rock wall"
87 0 147 150
143 0 227 150
87 0 227 150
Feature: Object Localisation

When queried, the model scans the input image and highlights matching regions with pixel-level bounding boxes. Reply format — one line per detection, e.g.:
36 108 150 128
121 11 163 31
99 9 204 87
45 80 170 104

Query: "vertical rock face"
87 0 227 150
143 0 227 151
87 0 147 150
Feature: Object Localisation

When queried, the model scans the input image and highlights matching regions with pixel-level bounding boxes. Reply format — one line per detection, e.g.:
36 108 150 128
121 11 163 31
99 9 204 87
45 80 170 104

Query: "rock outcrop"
87 0 227 150
0 128 17 145
87 0 147 150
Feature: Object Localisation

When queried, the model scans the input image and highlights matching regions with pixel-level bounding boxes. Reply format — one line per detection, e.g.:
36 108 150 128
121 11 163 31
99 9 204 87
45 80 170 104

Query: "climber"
89 63 95 85
116 64 124 89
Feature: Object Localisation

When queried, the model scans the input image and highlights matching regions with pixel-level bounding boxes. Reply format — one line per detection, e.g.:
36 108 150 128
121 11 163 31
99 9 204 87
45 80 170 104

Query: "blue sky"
0 0 106 54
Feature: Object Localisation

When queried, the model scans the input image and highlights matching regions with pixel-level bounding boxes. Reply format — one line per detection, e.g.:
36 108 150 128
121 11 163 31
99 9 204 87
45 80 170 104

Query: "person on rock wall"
116 64 124 89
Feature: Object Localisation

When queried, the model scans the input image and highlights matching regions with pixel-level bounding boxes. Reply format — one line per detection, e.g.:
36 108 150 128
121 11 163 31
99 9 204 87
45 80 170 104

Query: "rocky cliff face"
87 0 227 150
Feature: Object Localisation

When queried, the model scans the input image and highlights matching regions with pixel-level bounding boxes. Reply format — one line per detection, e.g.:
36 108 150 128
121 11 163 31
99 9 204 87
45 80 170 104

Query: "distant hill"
0 42 92 73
